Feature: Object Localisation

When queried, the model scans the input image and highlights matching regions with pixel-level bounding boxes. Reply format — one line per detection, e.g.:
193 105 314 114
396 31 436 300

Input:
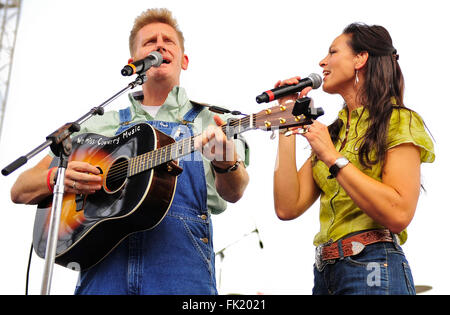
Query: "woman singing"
273 23 434 295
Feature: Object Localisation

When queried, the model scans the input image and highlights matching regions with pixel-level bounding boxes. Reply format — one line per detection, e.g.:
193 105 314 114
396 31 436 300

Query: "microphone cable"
25 243 33 295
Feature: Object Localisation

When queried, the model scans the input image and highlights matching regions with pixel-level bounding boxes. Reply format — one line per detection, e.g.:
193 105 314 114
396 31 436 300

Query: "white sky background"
0 0 448 295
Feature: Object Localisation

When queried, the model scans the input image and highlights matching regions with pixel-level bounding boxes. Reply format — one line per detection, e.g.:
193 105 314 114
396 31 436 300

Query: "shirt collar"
338 105 368 124
128 85 190 114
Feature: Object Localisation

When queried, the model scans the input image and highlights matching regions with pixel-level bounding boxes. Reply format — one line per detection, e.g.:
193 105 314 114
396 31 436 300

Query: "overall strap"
118 107 132 125
115 107 134 135
182 101 204 124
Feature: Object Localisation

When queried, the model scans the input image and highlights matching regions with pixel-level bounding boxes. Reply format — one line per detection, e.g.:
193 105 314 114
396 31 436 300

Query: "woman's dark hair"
328 22 405 168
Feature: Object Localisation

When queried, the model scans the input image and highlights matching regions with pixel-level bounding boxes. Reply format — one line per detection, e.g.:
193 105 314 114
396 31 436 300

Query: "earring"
354 69 359 85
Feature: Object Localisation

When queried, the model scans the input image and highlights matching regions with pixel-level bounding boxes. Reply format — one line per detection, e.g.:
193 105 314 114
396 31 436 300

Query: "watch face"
335 157 349 168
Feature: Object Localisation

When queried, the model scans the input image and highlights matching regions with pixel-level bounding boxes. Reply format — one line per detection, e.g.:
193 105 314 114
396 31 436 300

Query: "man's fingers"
214 115 225 127
69 161 101 174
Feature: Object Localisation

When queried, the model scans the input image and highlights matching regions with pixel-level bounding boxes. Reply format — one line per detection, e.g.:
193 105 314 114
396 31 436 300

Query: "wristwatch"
211 159 241 173
327 157 349 179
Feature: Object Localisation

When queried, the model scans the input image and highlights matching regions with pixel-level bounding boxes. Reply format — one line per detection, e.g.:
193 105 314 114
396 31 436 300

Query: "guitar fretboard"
127 114 255 177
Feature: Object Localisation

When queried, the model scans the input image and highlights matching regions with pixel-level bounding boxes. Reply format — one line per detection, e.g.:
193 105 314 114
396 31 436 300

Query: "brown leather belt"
315 229 394 271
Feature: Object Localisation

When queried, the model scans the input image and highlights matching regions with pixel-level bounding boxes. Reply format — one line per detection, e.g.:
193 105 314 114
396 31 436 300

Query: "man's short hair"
129 8 185 55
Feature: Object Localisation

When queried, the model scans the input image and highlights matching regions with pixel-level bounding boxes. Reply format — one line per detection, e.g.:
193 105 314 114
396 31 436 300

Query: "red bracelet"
47 167 57 193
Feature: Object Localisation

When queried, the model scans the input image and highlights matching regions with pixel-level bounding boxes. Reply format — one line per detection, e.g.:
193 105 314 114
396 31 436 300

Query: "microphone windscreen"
308 73 322 89
148 51 163 67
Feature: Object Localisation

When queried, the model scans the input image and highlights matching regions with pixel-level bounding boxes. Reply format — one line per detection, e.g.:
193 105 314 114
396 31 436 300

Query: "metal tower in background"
0 0 21 141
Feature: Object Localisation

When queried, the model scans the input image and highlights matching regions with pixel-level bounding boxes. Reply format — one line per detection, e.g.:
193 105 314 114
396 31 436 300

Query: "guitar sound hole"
105 157 129 193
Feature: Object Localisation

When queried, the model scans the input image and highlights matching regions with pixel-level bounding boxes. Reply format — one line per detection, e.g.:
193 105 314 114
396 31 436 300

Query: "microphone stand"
1 74 147 295
215 228 263 293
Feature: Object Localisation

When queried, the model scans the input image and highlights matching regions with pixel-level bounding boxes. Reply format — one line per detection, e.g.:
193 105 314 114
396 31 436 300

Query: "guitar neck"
128 114 256 177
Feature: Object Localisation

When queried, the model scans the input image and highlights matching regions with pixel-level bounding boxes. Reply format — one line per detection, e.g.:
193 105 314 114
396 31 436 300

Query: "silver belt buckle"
315 240 333 272
315 244 325 271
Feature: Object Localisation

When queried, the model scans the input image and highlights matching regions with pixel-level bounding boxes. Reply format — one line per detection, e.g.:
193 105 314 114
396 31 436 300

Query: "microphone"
255 73 322 103
121 51 163 76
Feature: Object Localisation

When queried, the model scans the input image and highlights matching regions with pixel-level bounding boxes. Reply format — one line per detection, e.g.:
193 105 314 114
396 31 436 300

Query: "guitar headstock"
221 97 324 139
254 97 324 132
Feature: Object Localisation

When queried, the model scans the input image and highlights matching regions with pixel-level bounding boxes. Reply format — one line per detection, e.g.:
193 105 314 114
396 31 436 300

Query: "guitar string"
104 112 306 184
104 135 198 184
104 114 258 183
104 112 307 184
103 115 253 183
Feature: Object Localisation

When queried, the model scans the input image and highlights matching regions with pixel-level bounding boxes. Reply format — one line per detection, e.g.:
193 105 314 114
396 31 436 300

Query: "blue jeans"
313 242 416 295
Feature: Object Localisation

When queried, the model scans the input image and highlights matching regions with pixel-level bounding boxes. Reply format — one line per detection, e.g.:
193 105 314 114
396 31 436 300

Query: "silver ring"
72 181 77 190
297 126 309 134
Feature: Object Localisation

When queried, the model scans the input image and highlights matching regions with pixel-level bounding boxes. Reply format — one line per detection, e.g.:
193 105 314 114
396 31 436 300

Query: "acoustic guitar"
33 99 323 271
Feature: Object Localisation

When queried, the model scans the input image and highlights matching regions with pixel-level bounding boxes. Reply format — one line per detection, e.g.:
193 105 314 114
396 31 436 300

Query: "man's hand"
194 115 238 169
62 161 103 194
194 115 249 203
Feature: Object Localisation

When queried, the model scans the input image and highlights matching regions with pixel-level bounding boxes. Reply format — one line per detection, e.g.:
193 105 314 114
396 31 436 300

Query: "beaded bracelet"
46 167 57 193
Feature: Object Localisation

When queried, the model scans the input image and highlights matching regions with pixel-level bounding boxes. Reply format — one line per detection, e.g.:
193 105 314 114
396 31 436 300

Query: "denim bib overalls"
75 104 217 295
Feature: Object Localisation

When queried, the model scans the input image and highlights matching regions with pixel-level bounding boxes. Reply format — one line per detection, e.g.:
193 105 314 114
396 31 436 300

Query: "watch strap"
212 160 241 173
327 157 349 179
327 164 340 179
